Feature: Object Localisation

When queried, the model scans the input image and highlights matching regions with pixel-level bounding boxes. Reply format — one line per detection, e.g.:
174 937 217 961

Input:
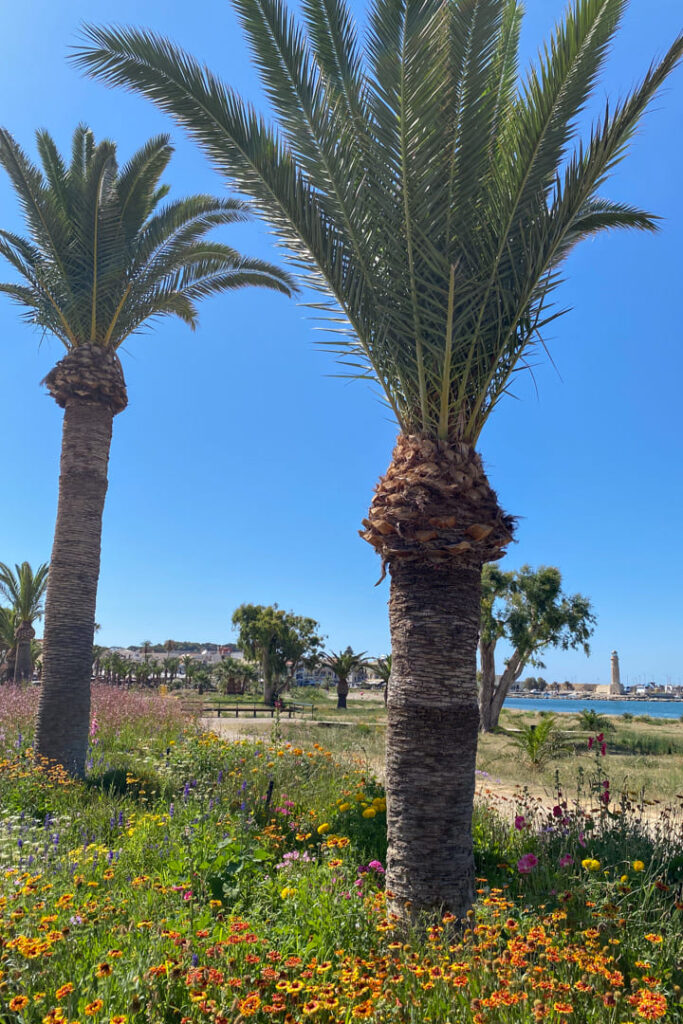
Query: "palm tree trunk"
337 677 348 709
34 396 114 776
361 434 514 925
386 558 481 924
13 621 36 683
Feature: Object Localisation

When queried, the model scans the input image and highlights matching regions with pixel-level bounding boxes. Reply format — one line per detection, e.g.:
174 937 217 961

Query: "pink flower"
559 855 573 868
601 743 606 756
578 832 587 848
514 815 526 830
517 853 538 874
587 737 594 750
183 891 193 901
368 860 385 874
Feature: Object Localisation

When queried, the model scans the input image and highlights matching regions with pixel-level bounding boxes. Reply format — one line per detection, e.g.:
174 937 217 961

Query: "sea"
503 697 683 719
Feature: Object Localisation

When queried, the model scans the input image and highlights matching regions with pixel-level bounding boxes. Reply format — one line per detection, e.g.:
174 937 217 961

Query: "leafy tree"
0 561 49 683
322 647 367 709
77 2 683 921
232 604 323 703
162 656 180 686
479 565 595 732
0 125 292 776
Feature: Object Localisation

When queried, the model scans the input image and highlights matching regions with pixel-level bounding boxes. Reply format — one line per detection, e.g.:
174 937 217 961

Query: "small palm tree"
77 1 683 919
322 647 367 709
510 716 570 770
0 125 293 776
371 655 392 706
0 561 49 683
578 707 615 733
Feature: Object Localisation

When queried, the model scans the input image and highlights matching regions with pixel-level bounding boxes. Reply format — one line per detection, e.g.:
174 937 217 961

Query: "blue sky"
1 0 682 686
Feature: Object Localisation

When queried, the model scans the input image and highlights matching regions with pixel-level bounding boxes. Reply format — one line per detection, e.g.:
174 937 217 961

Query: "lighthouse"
610 650 624 695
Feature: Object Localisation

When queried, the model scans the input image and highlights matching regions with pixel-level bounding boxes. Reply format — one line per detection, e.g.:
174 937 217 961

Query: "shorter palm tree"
371 655 392 706
322 648 367 709
0 561 48 682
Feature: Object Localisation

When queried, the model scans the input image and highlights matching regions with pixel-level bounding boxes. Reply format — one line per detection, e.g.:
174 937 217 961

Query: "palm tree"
0 606 17 682
0 125 293 777
322 647 367 709
76 2 683 920
0 561 49 683
371 654 392 706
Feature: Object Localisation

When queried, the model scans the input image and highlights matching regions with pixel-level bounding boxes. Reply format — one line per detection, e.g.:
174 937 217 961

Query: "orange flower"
56 984 75 1000
553 1004 573 1015
110 1016 127 1024
238 994 261 1017
352 1002 373 1019
644 934 663 945
635 991 667 1020
84 1000 104 1016
9 996 30 1011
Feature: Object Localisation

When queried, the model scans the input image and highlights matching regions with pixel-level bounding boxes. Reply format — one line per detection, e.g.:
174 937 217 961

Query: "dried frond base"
361 434 514 567
43 345 128 414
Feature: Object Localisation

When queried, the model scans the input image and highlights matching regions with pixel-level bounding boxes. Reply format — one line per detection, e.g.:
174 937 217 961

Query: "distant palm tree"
372 655 392 706
77 1 683 919
0 125 293 776
322 648 367 709
0 561 48 683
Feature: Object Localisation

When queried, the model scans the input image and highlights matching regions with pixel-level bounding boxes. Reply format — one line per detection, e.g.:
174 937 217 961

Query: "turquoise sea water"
503 697 683 719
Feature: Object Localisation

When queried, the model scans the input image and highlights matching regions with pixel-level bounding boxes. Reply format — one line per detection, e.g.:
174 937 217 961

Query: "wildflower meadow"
1 688 682 1024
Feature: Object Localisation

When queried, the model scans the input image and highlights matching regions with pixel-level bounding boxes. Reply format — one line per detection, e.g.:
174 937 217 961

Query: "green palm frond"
0 561 49 623
0 124 295 352
74 1 683 441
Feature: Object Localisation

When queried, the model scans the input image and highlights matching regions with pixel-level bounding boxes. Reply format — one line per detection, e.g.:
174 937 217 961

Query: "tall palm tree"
76 1 683 920
322 647 367 709
0 561 49 683
0 125 293 776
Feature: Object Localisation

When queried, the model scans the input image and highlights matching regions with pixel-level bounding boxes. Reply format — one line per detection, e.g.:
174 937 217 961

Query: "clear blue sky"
1 0 682 686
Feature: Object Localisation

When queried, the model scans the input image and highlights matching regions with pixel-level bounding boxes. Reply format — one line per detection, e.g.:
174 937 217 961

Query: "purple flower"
516 853 538 875
559 855 573 868
368 860 385 874
514 815 526 831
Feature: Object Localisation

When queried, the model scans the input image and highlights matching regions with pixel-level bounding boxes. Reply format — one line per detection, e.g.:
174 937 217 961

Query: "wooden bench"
199 702 314 720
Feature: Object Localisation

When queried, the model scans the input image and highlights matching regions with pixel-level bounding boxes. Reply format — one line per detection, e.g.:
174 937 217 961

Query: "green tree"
479 564 595 732
77 2 683 921
322 647 367 709
0 125 292 776
232 604 323 703
0 561 49 683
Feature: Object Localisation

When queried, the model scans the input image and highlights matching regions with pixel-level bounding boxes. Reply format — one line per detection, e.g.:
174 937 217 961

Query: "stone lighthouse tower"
610 651 624 695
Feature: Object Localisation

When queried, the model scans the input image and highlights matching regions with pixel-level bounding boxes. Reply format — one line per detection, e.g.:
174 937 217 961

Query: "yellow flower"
632 860 645 872
620 875 630 884
338 802 351 812
317 823 330 835
280 887 297 899
581 858 600 872
362 807 376 819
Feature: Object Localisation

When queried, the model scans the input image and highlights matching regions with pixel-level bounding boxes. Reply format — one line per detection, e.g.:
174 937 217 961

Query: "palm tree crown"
322 647 367 680
0 125 293 352
0 561 48 624
76 1 682 443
